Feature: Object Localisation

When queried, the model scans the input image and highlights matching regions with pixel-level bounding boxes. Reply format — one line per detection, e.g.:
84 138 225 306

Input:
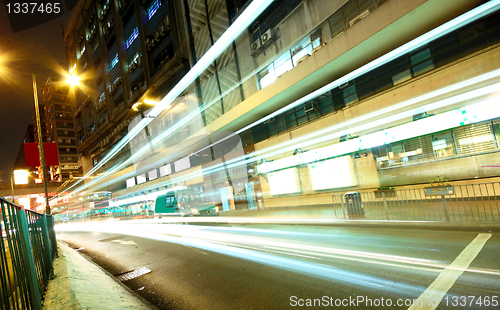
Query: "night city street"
2 0 500 309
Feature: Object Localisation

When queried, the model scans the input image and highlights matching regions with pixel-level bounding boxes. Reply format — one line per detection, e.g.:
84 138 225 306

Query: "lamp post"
32 74 51 214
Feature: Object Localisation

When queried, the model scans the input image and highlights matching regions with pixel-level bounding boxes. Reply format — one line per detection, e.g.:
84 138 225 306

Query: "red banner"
24 143 59 167
44 143 60 166
24 143 40 167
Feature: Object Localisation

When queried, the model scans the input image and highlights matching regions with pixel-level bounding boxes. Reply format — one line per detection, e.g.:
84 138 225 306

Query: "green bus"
154 189 219 217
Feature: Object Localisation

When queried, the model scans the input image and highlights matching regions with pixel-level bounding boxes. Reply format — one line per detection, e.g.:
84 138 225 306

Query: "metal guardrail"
332 182 500 222
0 197 57 310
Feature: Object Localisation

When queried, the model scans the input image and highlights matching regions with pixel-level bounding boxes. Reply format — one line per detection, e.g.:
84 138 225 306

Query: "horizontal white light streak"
57 221 500 277
257 84 500 174
53 0 274 199
101 77 499 198
192 0 500 158
56 222 426 293
108 185 185 207
58 0 500 200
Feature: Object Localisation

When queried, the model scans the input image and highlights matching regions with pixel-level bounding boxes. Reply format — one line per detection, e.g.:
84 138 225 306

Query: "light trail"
56 222 429 295
57 220 500 277
53 0 275 199
57 1 500 200
102 78 500 199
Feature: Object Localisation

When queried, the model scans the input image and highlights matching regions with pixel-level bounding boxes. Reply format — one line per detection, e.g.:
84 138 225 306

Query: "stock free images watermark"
290 295 499 307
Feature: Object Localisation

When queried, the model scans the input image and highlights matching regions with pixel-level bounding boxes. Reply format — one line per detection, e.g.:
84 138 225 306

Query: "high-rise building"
41 77 80 181
62 0 500 209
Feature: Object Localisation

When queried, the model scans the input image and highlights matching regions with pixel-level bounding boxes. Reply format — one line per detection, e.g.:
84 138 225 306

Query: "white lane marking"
111 240 137 245
183 244 208 255
408 233 492 310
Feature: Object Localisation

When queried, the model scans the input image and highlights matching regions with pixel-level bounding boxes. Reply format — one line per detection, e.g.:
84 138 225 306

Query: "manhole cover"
116 267 151 282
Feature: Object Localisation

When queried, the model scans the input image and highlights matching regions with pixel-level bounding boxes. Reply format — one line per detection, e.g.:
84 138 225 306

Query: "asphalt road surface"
56 221 500 309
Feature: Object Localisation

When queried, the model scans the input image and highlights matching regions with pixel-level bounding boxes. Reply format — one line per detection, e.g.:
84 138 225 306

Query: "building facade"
61 0 500 210
41 77 80 181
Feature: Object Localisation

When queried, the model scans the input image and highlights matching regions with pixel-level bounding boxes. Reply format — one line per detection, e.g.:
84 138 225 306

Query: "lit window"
148 0 161 20
109 53 118 70
259 65 276 89
126 27 139 49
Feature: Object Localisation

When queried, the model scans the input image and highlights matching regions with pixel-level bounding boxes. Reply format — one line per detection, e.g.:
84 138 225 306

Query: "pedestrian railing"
332 182 500 222
0 197 57 310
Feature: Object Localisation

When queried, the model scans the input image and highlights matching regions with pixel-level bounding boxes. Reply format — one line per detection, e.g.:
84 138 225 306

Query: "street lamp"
66 72 81 87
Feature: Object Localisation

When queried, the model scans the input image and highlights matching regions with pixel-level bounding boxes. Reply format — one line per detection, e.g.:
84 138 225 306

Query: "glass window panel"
329 9 343 25
297 115 308 125
358 0 374 13
321 105 334 115
296 108 306 118
275 58 293 77
392 69 411 85
286 113 297 128
412 59 434 77
308 110 319 120
431 33 460 68
259 65 276 88
344 94 358 106
373 79 392 93
342 0 359 23
388 55 410 75
274 51 292 67
387 142 405 167
485 13 500 44
410 48 432 66
268 122 277 137
357 86 374 101
432 131 455 157
292 45 313 66
277 117 287 133
458 22 489 56
330 20 345 38
312 37 321 49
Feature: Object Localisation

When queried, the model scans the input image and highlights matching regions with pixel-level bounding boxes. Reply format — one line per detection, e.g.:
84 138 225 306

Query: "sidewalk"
43 241 156 310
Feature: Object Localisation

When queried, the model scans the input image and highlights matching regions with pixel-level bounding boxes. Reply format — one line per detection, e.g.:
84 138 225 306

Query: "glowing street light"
66 72 81 87
14 170 29 185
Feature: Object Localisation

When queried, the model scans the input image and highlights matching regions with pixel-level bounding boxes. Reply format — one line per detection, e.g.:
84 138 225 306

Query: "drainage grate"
116 267 151 282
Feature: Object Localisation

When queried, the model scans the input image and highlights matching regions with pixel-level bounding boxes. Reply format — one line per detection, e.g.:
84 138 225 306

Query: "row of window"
328 0 388 39
251 8 500 144
374 120 500 169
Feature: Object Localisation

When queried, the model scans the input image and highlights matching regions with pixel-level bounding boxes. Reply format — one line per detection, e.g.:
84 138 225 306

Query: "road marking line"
408 233 492 310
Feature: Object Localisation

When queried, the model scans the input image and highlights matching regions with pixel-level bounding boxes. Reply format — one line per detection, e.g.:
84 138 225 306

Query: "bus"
155 189 219 217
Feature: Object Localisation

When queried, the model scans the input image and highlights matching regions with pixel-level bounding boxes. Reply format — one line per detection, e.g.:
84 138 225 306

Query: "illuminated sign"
137 173 146 184
268 168 301 195
126 177 136 188
309 156 357 190
159 164 172 177
14 170 29 185
174 156 191 172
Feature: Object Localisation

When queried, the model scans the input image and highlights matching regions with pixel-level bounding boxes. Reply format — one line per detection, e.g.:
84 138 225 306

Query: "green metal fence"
0 197 57 310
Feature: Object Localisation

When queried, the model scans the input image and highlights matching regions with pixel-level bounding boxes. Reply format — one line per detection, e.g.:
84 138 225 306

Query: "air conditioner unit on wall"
251 39 261 55
261 29 273 46
349 9 369 27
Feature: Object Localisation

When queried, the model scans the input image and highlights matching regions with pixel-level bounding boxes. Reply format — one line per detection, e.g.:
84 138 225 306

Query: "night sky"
0 1 71 184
